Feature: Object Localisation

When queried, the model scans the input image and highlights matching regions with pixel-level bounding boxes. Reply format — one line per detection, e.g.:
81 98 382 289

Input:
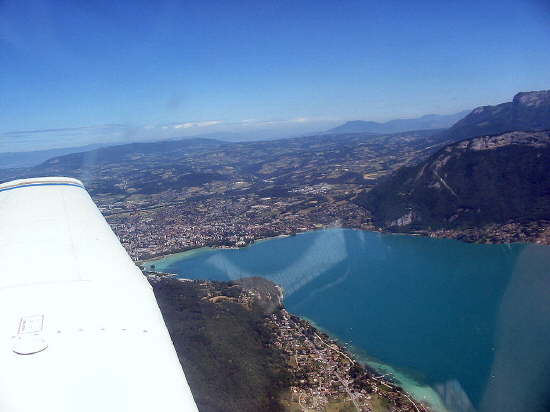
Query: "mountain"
326 111 470 135
330 89 550 141
446 90 550 140
0 143 109 169
0 129 441 198
359 130 550 240
36 137 225 170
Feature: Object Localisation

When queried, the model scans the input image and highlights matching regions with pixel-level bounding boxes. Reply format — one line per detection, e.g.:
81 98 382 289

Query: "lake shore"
140 229 470 412
137 231 301 265
297 315 452 412
137 228 543 411
138 223 538 267
147 272 438 412
404 219 550 246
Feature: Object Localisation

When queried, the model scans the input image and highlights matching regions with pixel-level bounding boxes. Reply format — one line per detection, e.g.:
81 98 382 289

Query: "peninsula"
147 272 432 412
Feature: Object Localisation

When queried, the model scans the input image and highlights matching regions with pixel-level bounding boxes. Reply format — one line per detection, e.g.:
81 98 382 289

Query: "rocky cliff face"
446 90 550 141
359 130 550 242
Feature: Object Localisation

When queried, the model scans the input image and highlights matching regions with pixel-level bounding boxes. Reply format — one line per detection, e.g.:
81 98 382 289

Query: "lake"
143 228 550 412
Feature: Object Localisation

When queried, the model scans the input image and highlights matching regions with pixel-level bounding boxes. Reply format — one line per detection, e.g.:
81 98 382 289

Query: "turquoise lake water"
144 229 550 412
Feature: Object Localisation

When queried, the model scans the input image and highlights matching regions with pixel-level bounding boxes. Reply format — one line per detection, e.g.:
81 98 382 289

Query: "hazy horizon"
2 0 550 152
0 108 474 153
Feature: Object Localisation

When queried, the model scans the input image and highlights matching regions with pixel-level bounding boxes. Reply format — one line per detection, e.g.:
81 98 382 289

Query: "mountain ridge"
445 90 550 141
358 130 550 243
0 143 110 169
326 111 470 135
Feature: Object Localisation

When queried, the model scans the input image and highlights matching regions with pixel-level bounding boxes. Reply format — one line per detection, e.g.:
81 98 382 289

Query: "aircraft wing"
0 177 198 411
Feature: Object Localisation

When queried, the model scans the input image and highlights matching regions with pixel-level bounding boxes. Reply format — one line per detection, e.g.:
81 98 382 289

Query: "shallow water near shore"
143 228 550 412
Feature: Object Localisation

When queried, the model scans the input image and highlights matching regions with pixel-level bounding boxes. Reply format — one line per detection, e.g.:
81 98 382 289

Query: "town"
106 192 372 260
0 129 445 260
266 308 430 412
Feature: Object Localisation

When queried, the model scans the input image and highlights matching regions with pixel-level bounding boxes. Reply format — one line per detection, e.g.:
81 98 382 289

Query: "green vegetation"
148 275 291 412
370 395 393 412
359 131 550 237
148 273 426 412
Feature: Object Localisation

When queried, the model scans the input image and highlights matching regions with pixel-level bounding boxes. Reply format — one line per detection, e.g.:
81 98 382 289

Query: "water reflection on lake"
144 229 550 412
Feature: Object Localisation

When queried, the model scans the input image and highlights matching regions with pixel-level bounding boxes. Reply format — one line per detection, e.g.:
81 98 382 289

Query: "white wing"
0 177 198 412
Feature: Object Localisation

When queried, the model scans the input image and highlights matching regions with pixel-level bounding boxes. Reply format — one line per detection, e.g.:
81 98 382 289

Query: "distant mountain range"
326 111 470 135
6 89 549 171
37 137 225 170
360 130 550 236
1 88 549 246
351 89 550 242
446 90 550 141
0 143 109 169
327 89 550 143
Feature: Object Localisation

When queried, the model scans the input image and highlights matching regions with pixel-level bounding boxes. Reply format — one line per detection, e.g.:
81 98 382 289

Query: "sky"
1 0 550 151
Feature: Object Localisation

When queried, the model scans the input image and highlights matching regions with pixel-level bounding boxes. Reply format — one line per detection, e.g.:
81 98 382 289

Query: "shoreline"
137 227 548 411
148 266 453 411
137 225 539 265
147 272 439 411
137 231 306 264
142 245 459 412
297 314 452 412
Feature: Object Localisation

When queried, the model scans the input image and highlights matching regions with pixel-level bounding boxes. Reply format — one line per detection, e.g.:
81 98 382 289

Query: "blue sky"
1 0 550 151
